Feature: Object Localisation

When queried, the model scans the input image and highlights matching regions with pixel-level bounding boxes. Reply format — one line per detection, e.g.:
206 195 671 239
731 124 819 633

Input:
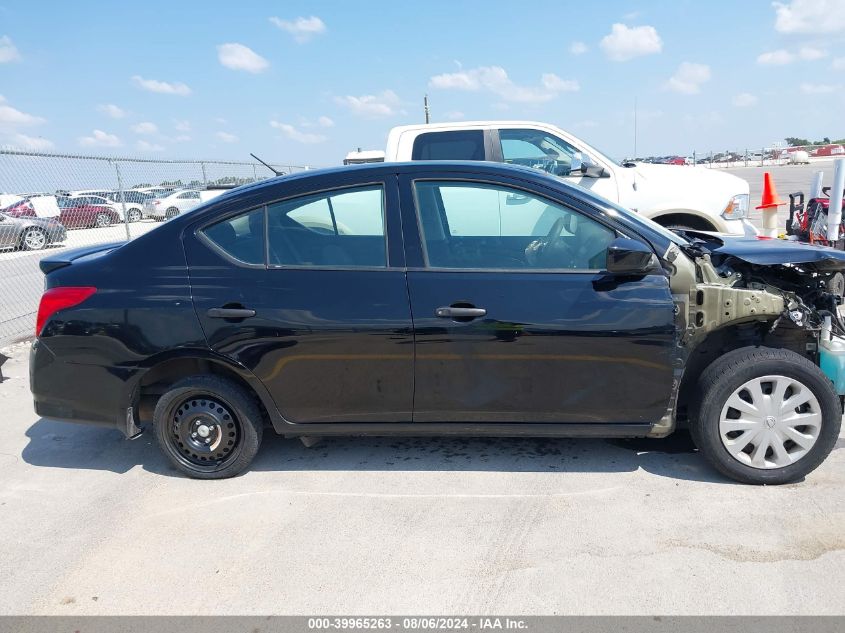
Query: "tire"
127 208 142 223
95 212 112 228
19 227 47 251
153 375 264 479
165 207 179 220
691 346 841 484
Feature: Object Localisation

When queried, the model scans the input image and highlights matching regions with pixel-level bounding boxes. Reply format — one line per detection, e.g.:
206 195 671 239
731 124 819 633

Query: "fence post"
252 164 257 182
693 150 696 166
744 149 748 167
112 161 131 242
761 148 765 167
201 162 208 186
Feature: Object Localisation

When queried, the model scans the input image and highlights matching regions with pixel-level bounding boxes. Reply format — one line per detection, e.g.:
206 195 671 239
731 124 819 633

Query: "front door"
184 175 414 424
399 173 675 425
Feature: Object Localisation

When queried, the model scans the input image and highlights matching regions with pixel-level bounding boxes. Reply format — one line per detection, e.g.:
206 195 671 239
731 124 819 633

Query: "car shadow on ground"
21 417 743 484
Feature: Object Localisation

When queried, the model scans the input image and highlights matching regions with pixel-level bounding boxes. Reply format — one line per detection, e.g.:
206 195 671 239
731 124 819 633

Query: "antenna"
424 94 430 124
250 153 285 177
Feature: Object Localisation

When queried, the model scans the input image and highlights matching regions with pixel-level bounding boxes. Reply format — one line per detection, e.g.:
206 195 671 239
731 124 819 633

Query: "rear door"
184 172 414 424
399 170 675 425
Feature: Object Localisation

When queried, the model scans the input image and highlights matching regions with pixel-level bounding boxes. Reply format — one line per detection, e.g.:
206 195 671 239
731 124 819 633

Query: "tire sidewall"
696 351 841 484
21 228 46 251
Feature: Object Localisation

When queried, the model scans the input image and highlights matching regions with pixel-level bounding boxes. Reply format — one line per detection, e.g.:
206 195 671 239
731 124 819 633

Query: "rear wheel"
165 207 179 220
127 208 142 223
19 227 47 251
95 212 112 228
153 375 263 479
691 347 841 484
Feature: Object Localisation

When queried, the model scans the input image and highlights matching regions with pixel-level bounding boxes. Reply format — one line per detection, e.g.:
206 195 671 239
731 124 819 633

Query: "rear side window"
267 185 386 268
202 208 266 265
411 130 485 161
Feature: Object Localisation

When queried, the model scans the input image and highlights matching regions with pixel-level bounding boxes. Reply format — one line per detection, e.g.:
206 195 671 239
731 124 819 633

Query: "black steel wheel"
153 375 263 479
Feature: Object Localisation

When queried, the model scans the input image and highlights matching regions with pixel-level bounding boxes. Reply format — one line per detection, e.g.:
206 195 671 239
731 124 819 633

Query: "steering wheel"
524 217 572 266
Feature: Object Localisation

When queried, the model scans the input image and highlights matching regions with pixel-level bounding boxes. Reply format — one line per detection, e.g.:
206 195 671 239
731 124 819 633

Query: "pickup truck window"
414 180 615 270
411 130 485 160
500 129 579 177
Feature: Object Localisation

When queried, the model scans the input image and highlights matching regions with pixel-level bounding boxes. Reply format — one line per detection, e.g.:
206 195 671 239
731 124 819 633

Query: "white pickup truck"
383 121 755 235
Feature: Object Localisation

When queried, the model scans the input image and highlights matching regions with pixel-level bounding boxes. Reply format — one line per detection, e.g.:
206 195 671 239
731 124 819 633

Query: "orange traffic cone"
756 172 784 237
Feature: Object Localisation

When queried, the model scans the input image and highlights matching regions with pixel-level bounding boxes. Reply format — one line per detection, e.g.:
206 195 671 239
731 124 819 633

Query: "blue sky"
1 0 844 165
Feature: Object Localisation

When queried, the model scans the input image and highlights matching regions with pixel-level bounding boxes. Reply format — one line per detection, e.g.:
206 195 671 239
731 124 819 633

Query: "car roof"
222 160 565 200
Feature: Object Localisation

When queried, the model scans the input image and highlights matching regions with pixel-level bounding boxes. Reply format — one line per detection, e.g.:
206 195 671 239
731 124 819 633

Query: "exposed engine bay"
650 230 845 437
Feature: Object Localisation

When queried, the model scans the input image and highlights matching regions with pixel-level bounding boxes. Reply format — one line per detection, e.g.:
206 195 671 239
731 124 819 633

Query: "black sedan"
30 161 845 483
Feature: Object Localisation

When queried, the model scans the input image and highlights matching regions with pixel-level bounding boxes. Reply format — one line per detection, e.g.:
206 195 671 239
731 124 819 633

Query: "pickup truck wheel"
691 347 841 484
153 375 263 479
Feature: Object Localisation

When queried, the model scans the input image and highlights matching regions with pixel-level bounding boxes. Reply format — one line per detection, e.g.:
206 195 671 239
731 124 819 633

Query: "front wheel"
153 375 263 479
20 227 47 251
95 212 112 228
127 208 142 223
691 347 841 484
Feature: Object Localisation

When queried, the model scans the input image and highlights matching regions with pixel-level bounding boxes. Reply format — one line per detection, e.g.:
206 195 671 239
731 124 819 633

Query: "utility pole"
424 94 430 124
633 96 638 159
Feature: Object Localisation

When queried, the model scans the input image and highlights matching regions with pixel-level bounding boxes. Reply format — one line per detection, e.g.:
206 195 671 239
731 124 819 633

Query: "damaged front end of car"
651 231 845 437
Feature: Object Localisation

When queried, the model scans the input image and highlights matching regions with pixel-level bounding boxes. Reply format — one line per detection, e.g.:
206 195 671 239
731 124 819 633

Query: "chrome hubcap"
719 375 822 469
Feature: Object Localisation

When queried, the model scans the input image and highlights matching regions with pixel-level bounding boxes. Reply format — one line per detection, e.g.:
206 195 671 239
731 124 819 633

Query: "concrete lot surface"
1 341 844 615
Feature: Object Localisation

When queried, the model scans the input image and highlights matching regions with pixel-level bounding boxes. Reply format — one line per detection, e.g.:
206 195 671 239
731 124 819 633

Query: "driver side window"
414 180 615 270
500 129 580 177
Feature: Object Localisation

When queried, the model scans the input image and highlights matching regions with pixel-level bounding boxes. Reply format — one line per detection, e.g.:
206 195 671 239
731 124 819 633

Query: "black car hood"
682 231 845 270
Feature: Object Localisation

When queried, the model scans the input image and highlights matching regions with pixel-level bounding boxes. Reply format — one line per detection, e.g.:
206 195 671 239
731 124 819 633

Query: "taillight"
36 286 97 336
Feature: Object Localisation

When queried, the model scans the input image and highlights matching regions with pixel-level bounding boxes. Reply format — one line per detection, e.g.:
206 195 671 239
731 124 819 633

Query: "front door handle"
435 306 487 319
207 307 256 319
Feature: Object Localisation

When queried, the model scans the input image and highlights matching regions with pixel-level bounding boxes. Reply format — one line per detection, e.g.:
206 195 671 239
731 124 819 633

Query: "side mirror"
606 237 659 275
571 152 609 178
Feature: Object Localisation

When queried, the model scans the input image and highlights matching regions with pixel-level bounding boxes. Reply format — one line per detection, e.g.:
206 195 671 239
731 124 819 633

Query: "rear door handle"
207 307 256 319
435 306 487 319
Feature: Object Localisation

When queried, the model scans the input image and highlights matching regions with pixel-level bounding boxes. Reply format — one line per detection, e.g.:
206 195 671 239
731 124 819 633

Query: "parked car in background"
0 211 65 251
1 195 60 220
70 190 152 222
31 162 844 483
383 121 755 234
143 189 202 220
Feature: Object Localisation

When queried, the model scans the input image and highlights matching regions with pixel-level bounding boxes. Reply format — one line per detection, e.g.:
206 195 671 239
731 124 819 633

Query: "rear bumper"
30 339 134 433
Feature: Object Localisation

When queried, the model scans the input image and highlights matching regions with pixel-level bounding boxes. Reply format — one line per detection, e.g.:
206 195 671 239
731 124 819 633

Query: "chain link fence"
0 149 313 345
633 144 845 168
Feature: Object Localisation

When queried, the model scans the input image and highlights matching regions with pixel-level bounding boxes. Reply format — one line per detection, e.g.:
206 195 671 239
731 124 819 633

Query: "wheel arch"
131 349 283 430
648 209 718 231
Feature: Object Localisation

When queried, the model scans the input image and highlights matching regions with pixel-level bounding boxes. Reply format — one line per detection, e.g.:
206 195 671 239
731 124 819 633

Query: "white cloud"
0 99 45 127
79 129 121 147
136 140 164 152
800 82 837 93
541 73 580 92
774 0 845 34
833 57 845 70
9 133 53 151
97 104 126 119
269 16 326 43
173 135 191 142
174 120 191 132
799 46 828 60
600 23 662 61
429 66 578 103
132 75 191 96
757 49 794 65
570 41 588 55
444 110 465 121
732 92 758 107
270 121 327 144
216 131 238 143
317 115 334 128
217 43 269 74
0 36 21 63
664 62 711 94
131 121 158 135
335 90 402 118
